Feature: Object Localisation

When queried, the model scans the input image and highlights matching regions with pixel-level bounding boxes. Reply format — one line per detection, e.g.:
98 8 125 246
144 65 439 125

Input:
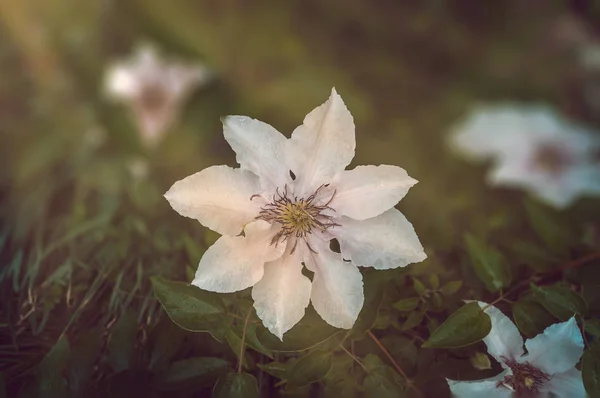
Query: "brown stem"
237 309 252 374
367 330 422 397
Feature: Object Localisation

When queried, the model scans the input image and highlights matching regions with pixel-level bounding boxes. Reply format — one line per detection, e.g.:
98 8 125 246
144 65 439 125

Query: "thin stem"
367 330 421 397
340 344 367 371
237 309 252 374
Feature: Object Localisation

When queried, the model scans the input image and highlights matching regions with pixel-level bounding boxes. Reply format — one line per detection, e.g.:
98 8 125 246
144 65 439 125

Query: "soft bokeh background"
1 1 600 397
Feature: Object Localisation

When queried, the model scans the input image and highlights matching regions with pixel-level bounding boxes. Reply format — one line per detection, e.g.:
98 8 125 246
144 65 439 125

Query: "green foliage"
511 300 556 338
423 302 492 348
464 234 512 292
531 284 588 321
582 344 600 398
212 372 259 398
1 1 599 397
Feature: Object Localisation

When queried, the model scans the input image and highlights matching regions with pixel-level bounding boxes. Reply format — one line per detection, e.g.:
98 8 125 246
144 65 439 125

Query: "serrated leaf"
464 234 511 292
288 350 332 387
582 345 600 398
512 300 557 338
158 357 229 389
212 372 259 398
531 284 588 321
393 298 420 312
363 354 406 398
106 309 137 372
423 302 492 348
440 281 463 296
151 276 226 335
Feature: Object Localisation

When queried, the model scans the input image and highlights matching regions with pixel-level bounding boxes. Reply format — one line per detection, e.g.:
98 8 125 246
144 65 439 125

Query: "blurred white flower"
450 105 600 208
165 89 426 339
127 156 149 181
104 44 212 148
448 302 586 398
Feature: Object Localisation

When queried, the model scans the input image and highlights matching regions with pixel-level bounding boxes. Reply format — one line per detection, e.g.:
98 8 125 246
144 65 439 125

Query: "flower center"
498 359 550 396
255 184 339 252
531 143 572 175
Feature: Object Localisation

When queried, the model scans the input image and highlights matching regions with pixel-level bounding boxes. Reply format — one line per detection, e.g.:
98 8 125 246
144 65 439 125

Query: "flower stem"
237 309 252 374
340 344 367 371
367 330 421 396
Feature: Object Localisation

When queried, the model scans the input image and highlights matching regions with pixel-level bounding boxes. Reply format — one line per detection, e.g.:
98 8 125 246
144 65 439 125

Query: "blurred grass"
0 0 599 395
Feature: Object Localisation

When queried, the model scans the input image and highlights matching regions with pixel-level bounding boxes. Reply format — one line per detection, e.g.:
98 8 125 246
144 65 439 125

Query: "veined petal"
477 302 524 364
164 165 261 236
304 240 364 329
251 247 312 340
331 165 417 220
192 220 284 293
285 88 355 196
334 208 426 269
541 368 586 398
223 116 291 189
523 317 584 375
447 370 511 398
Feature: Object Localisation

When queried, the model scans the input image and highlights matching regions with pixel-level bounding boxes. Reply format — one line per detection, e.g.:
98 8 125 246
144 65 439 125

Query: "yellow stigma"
278 199 318 235
523 377 534 389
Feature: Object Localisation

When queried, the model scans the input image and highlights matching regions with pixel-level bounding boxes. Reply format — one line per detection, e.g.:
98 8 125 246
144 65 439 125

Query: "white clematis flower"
448 302 586 398
449 104 600 208
104 44 212 147
165 89 426 339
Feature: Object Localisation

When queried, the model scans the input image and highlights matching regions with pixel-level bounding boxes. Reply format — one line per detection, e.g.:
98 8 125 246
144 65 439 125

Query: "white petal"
477 302 524 364
523 317 584 375
541 368 586 398
303 240 364 329
285 88 355 195
251 247 312 340
334 208 426 269
164 165 262 236
447 370 512 398
330 165 417 220
193 220 284 293
223 116 291 189
105 65 140 99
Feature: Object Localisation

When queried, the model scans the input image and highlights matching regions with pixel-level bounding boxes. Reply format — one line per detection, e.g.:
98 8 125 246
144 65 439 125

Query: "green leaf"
401 309 425 331
67 329 103 392
464 234 512 292
524 199 570 253
531 285 588 321
212 372 259 398
231 321 273 359
413 278 427 296
158 357 229 389
512 300 556 338
584 319 600 337
429 274 440 290
440 281 463 296
37 335 71 397
423 302 492 348
470 352 491 370
106 309 137 372
151 276 226 335
582 345 600 398
287 350 332 387
257 361 290 379
256 307 341 352
363 355 406 398
393 298 420 312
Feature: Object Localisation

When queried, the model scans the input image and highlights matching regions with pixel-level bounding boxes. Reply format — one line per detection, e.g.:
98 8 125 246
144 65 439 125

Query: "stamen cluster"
499 359 551 396
255 184 339 252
